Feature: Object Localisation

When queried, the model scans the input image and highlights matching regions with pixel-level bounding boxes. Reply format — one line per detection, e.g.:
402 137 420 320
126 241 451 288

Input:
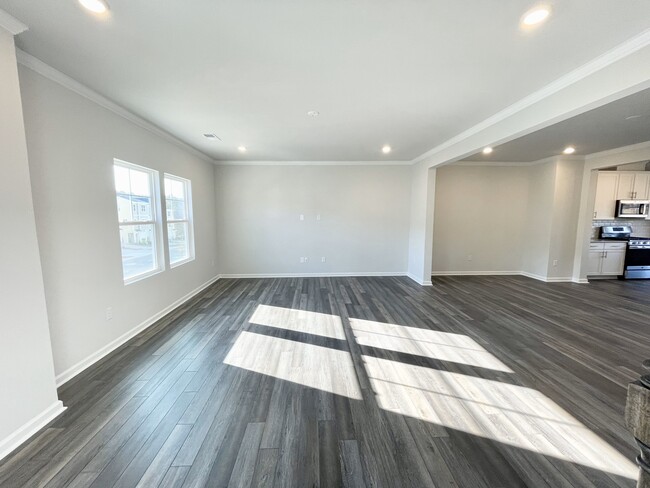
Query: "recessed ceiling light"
307 110 320 117
522 7 550 26
203 133 221 140
382 145 392 154
482 146 493 155
563 146 576 155
78 0 109 14
238 145 247 153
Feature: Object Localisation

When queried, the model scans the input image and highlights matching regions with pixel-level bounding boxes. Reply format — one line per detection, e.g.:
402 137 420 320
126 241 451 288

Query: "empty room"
1 1 650 487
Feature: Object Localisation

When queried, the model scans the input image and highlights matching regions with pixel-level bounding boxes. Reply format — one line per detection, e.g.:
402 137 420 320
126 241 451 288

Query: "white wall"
0 28 61 458
432 165 529 273
215 164 411 276
19 66 219 381
521 162 556 278
547 159 584 278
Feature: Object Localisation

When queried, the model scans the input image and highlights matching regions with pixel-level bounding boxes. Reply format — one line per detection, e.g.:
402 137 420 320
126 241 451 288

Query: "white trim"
0 401 65 461
214 160 412 166
55 274 220 386
412 29 650 165
15 50 215 164
406 272 432 286
0 9 27 35
431 271 575 283
219 272 408 279
431 271 521 276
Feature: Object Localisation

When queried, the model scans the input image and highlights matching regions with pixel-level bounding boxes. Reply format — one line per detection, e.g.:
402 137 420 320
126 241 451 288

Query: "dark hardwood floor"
1 276 648 488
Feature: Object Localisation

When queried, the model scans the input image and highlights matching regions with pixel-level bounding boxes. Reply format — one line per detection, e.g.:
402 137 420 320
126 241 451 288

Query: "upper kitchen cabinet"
594 171 650 219
594 172 618 219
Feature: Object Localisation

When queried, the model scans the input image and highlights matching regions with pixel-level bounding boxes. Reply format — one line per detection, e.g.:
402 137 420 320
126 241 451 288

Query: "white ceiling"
463 87 650 162
3 0 650 161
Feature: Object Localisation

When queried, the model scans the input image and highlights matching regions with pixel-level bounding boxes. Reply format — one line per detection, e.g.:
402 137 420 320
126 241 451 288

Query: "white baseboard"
431 271 520 277
406 273 433 286
431 271 576 283
219 272 407 279
0 401 66 461
55 274 221 387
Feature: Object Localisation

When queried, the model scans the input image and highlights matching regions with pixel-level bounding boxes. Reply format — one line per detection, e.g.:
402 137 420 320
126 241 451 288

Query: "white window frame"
114 159 165 285
163 173 195 268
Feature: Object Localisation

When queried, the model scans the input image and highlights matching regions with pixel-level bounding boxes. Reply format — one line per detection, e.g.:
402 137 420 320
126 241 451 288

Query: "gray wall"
215 164 411 276
19 66 219 380
432 165 529 273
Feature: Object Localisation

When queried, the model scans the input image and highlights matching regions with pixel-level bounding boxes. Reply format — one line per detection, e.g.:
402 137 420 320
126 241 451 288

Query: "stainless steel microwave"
616 200 650 219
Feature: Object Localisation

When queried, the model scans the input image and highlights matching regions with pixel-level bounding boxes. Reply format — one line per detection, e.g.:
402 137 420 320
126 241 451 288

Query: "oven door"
625 246 650 279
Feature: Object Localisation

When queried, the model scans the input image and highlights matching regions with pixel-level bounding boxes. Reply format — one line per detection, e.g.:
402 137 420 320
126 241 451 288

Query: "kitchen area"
589 162 650 279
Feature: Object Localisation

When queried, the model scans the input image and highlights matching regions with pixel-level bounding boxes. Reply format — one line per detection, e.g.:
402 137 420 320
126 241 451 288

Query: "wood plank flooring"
0 276 648 487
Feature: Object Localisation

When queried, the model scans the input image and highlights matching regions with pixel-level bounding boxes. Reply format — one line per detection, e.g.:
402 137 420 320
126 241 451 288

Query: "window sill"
123 267 164 285
170 256 195 269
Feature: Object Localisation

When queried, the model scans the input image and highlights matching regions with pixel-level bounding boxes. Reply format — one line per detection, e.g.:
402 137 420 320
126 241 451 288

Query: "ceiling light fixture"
625 115 642 120
482 147 493 155
307 110 320 117
382 145 392 154
563 146 576 155
238 145 247 153
522 7 550 26
78 0 109 14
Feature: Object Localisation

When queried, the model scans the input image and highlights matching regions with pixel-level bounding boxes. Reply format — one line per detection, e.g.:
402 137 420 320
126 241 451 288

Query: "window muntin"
114 160 163 283
164 174 194 266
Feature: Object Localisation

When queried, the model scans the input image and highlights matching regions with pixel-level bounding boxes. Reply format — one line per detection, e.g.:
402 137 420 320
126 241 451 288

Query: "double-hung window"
164 174 194 267
113 160 164 283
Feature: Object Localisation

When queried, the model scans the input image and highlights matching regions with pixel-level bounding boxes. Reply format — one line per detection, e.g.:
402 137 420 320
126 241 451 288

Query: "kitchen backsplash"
592 219 650 239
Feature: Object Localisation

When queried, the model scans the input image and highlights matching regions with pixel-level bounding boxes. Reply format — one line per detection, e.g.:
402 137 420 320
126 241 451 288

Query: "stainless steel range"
599 225 650 279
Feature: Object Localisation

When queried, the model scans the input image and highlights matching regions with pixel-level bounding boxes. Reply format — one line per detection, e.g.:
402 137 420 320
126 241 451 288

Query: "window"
114 160 163 283
164 174 194 266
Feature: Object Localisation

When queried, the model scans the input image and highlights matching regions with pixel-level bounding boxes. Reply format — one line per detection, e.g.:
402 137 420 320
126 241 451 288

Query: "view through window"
164 174 194 266
114 161 161 282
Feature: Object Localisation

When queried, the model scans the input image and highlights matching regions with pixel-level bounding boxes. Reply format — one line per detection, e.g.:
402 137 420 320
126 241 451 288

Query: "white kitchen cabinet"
593 172 618 219
633 173 650 199
600 250 626 275
616 173 636 200
587 242 626 276
593 171 650 220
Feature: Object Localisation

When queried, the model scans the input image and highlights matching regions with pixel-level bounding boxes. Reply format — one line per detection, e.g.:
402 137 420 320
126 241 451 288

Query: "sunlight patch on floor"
350 318 513 372
250 304 346 340
362 354 637 479
224 330 362 399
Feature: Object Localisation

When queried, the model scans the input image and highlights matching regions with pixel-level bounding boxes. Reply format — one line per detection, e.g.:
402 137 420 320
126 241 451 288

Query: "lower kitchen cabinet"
587 242 626 276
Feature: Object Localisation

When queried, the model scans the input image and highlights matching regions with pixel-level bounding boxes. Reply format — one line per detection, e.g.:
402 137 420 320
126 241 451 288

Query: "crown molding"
213 160 412 166
454 155 584 167
452 160 544 167
16 49 215 164
584 139 650 161
412 28 650 165
0 9 27 35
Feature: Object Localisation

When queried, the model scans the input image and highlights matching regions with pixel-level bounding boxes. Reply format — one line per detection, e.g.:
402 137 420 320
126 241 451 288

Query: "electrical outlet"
299 214 305 221
552 259 558 267
316 214 321 221
105 307 113 321
304 257 309 263
321 257 326 263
